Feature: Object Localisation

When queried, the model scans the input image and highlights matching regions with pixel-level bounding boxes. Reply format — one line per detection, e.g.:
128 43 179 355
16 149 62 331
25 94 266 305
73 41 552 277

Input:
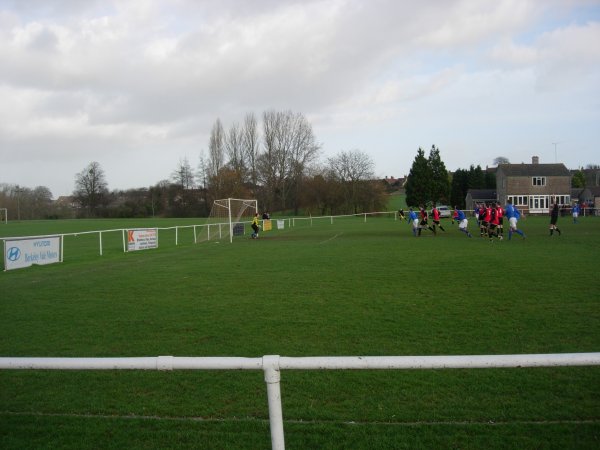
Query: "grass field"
1 212 599 449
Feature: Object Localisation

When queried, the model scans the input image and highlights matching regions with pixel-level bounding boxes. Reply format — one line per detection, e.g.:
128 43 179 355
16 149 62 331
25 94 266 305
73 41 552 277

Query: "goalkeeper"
251 213 260 239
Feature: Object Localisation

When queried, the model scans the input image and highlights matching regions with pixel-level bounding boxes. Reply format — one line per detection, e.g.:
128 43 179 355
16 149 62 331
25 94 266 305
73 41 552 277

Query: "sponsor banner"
262 219 272 231
127 228 158 251
233 223 245 236
4 236 61 271
277 220 285 230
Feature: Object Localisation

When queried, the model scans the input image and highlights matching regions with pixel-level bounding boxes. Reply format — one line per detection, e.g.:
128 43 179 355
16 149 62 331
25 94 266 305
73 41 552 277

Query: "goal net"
196 198 258 244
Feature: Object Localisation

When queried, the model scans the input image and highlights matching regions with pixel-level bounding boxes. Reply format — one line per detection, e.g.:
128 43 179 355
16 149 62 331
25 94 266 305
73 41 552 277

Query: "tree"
74 161 108 217
207 119 225 198
450 168 469 208
258 110 319 211
494 156 510 165
242 112 260 195
428 145 450 204
171 158 195 191
405 147 432 207
287 113 320 214
170 158 196 213
467 164 485 189
327 149 376 213
572 170 586 188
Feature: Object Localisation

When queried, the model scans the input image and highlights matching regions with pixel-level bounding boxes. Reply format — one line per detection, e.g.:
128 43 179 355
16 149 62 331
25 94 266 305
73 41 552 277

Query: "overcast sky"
1 0 599 198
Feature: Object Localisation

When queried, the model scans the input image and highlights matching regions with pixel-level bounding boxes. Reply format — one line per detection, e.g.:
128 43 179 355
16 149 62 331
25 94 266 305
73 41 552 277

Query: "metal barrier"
2 352 600 450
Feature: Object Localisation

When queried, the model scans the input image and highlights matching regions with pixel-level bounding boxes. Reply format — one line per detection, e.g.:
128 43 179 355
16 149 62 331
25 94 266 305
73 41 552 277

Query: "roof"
497 163 570 177
466 189 497 200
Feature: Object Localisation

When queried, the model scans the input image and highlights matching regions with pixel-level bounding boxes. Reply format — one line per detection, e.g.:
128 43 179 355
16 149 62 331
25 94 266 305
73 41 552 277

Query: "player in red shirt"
495 202 504 240
431 205 446 235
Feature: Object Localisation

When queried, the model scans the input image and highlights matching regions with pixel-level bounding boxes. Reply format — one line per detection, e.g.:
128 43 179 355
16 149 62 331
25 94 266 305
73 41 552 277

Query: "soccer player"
408 208 419 237
549 202 562 236
431 205 446 234
505 199 526 240
251 213 260 239
572 203 580 223
454 206 472 238
496 202 504 240
480 203 491 237
487 204 500 241
418 206 434 236
451 208 459 225
398 209 406 221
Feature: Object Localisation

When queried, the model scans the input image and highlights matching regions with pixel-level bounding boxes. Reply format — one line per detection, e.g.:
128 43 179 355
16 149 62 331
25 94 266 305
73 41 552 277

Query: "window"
508 195 528 206
551 195 570 205
532 176 546 186
529 195 549 210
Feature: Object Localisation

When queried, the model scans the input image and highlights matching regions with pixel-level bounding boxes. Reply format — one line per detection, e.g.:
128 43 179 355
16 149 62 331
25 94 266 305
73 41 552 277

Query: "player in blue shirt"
454 207 472 238
505 199 526 240
408 208 419 237
572 203 580 223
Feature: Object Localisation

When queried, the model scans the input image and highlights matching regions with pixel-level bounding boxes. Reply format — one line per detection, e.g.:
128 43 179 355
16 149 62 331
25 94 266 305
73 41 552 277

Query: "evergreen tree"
467 165 485 188
450 168 469 208
428 145 450 204
484 170 497 189
572 169 586 188
405 147 432 207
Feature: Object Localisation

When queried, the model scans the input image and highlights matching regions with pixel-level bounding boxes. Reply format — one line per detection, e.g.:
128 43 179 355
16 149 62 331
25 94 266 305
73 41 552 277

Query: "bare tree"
74 161 108 216
327 150 375 213
242 112 260 194
494 156 510 165
171 158 195 190
225 122 245 174
259 110 283 210
207 119 225 197
288 113 320 214
259 110 319 211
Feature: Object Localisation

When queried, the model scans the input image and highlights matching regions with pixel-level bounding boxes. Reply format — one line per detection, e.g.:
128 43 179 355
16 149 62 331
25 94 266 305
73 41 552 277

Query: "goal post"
197 198 258 244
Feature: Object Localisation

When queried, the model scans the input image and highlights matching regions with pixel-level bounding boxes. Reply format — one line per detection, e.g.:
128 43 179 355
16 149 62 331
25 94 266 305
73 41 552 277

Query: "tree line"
1 110 387 220
3 117 597 220
405 146 494 209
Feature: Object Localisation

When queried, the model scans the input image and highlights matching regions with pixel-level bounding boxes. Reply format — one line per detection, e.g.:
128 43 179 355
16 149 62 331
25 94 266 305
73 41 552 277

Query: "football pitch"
1 214 599 449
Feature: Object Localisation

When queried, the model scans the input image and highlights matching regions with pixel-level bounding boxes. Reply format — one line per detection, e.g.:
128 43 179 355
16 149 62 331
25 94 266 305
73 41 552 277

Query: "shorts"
509 217 517 229
459 219 468 230
412 219 419 228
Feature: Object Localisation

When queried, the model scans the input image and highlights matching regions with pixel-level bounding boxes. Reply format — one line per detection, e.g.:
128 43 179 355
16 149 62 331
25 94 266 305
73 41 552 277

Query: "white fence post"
263 355 285 450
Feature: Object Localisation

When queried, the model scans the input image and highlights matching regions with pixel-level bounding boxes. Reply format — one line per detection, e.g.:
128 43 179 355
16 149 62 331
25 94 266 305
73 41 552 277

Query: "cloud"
0 0 599 196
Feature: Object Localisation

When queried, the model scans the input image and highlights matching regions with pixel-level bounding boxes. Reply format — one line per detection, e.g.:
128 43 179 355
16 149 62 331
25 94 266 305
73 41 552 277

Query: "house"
496 156 571 214
583 168 600 188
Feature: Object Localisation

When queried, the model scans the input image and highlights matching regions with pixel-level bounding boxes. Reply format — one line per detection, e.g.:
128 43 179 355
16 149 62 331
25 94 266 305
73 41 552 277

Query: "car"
436 205 451 218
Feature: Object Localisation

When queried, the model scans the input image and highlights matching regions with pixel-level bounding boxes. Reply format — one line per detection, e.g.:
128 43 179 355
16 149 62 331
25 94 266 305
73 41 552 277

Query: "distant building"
496 156 571 214
465 189 497 210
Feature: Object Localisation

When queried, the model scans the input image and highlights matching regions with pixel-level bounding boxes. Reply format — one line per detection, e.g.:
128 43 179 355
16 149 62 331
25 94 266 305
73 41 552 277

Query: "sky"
1 0 599 198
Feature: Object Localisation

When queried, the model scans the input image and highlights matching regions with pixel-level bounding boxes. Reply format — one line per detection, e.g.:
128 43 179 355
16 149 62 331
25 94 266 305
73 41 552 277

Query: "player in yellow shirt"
251 213 260 239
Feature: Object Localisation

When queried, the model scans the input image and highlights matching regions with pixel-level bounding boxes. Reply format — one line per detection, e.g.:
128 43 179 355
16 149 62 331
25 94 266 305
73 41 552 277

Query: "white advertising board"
127 228 158 251
4 236 61 271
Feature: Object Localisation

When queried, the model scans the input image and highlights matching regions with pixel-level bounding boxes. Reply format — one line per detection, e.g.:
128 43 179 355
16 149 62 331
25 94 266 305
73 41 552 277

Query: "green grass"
1 214 599 449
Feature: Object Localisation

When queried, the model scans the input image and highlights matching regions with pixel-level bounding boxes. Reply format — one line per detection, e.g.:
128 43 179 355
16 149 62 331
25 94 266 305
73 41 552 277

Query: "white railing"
2 352 599 450
0 212 397 267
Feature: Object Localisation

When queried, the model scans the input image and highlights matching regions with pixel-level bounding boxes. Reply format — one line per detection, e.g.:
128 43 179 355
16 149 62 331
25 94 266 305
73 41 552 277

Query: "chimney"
532 156 539 164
